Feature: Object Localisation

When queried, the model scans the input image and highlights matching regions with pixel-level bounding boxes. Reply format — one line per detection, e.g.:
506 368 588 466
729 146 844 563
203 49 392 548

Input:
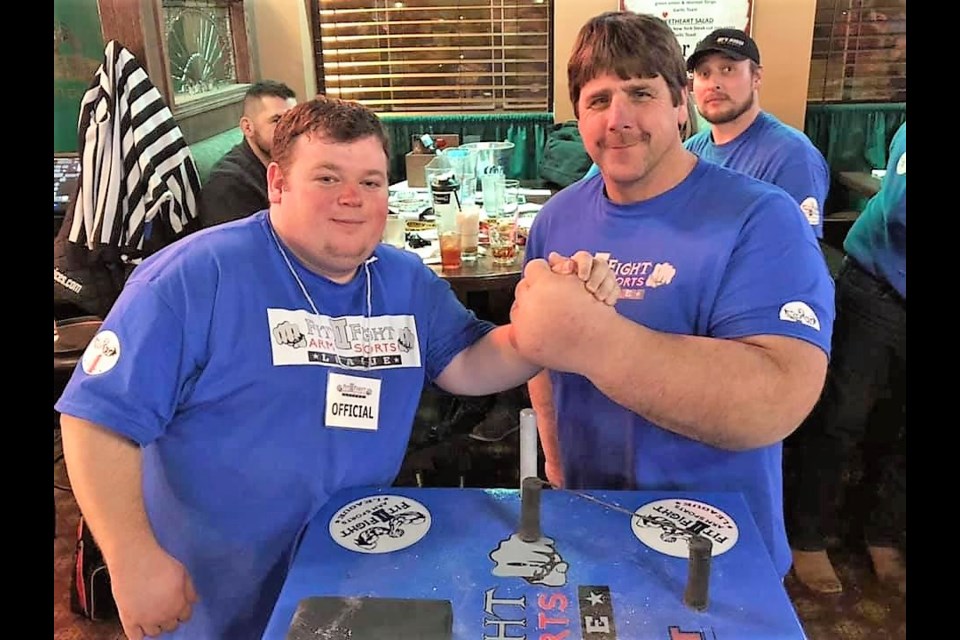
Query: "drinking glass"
503 179 521 214
481 171 505 217
382 214 406 248
457 204 480 262
488 211 518 266
439 231 462 270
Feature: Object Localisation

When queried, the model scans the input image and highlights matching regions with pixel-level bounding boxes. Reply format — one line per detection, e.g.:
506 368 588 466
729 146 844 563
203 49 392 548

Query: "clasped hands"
511 251 621 374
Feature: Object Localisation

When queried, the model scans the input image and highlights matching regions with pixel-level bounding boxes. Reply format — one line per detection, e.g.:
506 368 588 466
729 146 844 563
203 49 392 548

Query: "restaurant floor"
53 392 906 639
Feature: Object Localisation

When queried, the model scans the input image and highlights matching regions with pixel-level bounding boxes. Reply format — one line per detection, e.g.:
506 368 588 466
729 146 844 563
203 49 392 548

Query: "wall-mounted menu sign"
621 0 754 60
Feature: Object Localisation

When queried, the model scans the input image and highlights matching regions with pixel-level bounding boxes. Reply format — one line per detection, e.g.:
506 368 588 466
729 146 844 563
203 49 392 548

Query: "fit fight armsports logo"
799 197 821 226
336 382 374 399
778 301 821 331
606 256 677 300
631 499 739 558
81 330 121 375
268 309 421 370
328 495 431 553
489 534 569 587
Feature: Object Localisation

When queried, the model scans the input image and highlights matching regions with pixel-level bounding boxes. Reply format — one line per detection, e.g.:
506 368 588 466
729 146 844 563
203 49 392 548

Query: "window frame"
97 0 254 143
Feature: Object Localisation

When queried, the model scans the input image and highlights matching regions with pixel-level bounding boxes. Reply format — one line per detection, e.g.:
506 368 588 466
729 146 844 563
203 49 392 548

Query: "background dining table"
837 171 882 198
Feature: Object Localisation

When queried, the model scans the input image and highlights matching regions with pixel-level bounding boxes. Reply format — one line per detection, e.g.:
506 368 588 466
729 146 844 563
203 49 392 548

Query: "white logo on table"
489 534 569 587
329 495 431 554
631 498 739 558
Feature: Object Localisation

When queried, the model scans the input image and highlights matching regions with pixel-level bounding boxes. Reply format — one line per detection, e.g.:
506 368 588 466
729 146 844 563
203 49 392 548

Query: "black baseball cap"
686 28 761 71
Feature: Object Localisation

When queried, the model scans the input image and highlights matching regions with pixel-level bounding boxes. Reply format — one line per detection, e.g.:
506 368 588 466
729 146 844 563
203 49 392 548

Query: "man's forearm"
580 315 826 450
435 326 541 396
527 370 562 471
60 415 158 565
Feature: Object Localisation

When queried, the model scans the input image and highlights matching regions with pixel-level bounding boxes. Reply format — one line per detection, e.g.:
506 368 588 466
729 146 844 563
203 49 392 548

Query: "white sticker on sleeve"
799 197 821 225
81 330 121 375
779 301 821 331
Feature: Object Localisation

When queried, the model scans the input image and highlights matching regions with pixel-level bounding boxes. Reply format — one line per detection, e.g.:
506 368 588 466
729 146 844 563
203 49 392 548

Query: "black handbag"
70 516 118 621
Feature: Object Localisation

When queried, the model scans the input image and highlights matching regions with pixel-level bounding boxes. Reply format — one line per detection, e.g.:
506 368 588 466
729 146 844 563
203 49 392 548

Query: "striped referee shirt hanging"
69 40 201 260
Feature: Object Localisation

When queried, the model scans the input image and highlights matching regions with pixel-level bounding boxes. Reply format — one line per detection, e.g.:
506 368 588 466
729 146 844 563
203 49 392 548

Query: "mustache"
604 131 647 147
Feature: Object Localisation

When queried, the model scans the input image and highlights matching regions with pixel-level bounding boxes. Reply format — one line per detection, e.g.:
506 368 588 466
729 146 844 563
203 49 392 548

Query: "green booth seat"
189 127 243 185
380 112 555 184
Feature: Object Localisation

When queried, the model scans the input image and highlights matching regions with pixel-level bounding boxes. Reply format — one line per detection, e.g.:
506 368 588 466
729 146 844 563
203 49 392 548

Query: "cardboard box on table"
405 134 460 187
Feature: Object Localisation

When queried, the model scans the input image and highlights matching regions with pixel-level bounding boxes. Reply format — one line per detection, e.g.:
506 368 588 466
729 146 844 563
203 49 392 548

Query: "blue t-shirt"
844 122 906 299
685 111 830 239
525 161 835 578
55 212 493 639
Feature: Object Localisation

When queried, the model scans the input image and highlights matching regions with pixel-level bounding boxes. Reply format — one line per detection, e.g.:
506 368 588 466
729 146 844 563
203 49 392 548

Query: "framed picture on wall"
621 0 754 60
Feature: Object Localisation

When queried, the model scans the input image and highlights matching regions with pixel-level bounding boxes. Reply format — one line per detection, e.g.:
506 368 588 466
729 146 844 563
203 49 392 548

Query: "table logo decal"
578 585 619 639
479 589 579 639
489 534 569 587
328 495 431 554
668 625 709 639
631 498 738 558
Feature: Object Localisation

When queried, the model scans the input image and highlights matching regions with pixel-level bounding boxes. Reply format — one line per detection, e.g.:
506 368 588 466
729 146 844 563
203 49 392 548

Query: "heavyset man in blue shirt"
685 28 831 240
56 97 620 639
516 11 835 581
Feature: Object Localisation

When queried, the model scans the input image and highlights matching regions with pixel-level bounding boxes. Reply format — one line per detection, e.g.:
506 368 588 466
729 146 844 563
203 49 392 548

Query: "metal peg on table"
519 476 542 543
683 534 713 612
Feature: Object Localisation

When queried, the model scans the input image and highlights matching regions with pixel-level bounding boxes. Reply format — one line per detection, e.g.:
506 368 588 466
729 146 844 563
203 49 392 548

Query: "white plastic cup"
457 204 480 261
382 215 406 248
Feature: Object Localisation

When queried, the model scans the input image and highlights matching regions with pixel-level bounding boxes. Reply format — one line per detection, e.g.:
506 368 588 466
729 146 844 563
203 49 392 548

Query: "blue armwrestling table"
264 486 806 640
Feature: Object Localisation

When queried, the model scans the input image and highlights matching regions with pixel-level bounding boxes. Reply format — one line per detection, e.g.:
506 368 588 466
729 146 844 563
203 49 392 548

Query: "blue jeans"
787 257 906 550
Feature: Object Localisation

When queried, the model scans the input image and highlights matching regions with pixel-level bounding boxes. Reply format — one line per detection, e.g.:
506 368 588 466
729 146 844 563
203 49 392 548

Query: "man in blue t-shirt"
788 122 906 595
55 97 619 640
684 28 830 239
511 11 835 581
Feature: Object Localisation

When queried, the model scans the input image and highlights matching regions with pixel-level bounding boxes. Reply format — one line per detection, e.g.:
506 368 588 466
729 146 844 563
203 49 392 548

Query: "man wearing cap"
685 28 830 240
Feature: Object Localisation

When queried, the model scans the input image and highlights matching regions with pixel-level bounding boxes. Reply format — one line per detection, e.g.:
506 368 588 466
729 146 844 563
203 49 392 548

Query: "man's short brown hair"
272 96 390 172
568 12 688 118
